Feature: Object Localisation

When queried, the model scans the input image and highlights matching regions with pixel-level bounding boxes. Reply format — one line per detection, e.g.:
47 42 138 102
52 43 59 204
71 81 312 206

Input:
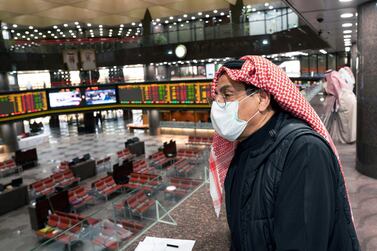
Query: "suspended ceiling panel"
165 0 230 14
73 0 151 15
0 0 59 14
0 0 276 27
86 15 139 26
6 15 65 27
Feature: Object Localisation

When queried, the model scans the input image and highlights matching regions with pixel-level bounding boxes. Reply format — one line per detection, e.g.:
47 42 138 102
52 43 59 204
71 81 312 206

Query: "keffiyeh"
209 55 342 217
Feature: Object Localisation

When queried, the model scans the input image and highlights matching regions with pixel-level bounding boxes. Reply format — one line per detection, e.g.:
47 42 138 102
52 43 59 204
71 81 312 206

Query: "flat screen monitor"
84 88 117 105
48 88 82 108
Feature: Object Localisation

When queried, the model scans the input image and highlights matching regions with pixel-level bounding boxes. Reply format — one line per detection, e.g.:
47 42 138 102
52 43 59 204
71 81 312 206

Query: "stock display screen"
118 82 211 105
0 92 48 118
48 88 83 108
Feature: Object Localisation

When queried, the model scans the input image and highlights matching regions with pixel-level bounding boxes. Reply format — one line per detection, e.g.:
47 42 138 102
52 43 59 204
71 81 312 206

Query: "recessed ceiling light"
29 26 33 29
74 21 79 25
344 34 352 38
262 39 268 45
264 2 269 6
156 18 160 22
53 25 58 29
345 47 351 52
339 0 352 2
220 12 225 16
169 16 173 20
340 13 354 18
63 24 68 27
12 24 17 28
343 30 352 34
191 16 196 20
252 8 256 11
269 6 273 9
87 23 92 27
25 31 29 34
165 20 169 24
57 29 60 32
205 14 210 18
198 12 202 16
183 14 188 18
132 22 136 26
342 23 353 27
213 10 218 13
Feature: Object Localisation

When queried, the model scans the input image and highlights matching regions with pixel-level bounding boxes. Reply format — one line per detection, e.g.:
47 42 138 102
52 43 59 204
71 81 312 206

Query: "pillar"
83 112 96 133
148 110 160 136
0 123 19 152
230 0 243 37
142 9 152 46
356 1 377 178
123 109 133 121
49 115 60 128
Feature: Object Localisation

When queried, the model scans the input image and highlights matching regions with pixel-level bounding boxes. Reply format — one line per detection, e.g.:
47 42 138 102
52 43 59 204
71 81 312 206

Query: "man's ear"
258 91 271 112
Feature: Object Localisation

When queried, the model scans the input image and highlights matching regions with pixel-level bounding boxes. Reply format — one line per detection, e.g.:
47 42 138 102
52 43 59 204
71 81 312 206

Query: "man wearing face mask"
209 56 359 251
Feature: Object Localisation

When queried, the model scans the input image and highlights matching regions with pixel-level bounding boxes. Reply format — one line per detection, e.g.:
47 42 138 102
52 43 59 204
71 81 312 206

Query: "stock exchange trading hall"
0 0 376 250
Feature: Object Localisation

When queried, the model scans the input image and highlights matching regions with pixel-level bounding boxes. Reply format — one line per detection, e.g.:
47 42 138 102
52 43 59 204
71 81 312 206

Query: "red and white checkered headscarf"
209 55 341 217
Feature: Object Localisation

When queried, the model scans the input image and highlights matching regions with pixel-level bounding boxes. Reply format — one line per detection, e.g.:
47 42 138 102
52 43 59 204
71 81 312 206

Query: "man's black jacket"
224 112 360 251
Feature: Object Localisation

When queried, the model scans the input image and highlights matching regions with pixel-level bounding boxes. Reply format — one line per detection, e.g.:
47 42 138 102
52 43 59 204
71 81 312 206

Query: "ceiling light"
262 39 268 45
57 29 60 32
340 13 354 18
156 18 160 22
30 34 34 37
25 31 29 34
16 33 20 36
205 21 209 24
53 25 58 29
205 14 210 18
186 20 189 23
139 23 142 27
198 12 202 16
220 12 225 16
339 0 352 2
35 36 38 39
34 29 38 32
181 24 184 27
132 22 136 26
10 29 14 33
345 47 351 52
165 20 169 23
191 16 196 20
183 14 188 18
343 30 352 34
42 35 46 38
169 16 173 20
344 34 352 38
252 8 256 11
63 24 68 27
27 38 30 40
269 6 273 9
74 21 79 25
39 32 42 35
264 2 269 6
29 26 33 29
319 49 327 54
2 26 8 30
12 24 17 28
213 10 218 13
87 23 92 27
22 35 25 38
342 23 353 27
178 18 182 22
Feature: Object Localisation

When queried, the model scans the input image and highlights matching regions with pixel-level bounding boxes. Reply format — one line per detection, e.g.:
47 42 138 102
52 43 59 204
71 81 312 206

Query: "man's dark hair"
222 59 280 111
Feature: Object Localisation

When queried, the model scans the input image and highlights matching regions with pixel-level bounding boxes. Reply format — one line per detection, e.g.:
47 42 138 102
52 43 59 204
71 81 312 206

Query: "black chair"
163 140 177 158
11 178 23 187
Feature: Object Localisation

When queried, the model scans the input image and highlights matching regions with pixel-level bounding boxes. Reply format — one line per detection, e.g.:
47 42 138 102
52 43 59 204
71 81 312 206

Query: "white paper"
135 236 196 251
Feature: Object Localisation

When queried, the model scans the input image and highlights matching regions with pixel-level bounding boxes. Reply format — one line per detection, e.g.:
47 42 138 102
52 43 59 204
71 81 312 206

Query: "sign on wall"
63 50 79 71
80 49 97 70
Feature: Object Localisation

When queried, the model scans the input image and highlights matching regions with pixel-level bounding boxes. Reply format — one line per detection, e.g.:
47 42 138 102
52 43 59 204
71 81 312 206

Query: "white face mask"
211 92 259 141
